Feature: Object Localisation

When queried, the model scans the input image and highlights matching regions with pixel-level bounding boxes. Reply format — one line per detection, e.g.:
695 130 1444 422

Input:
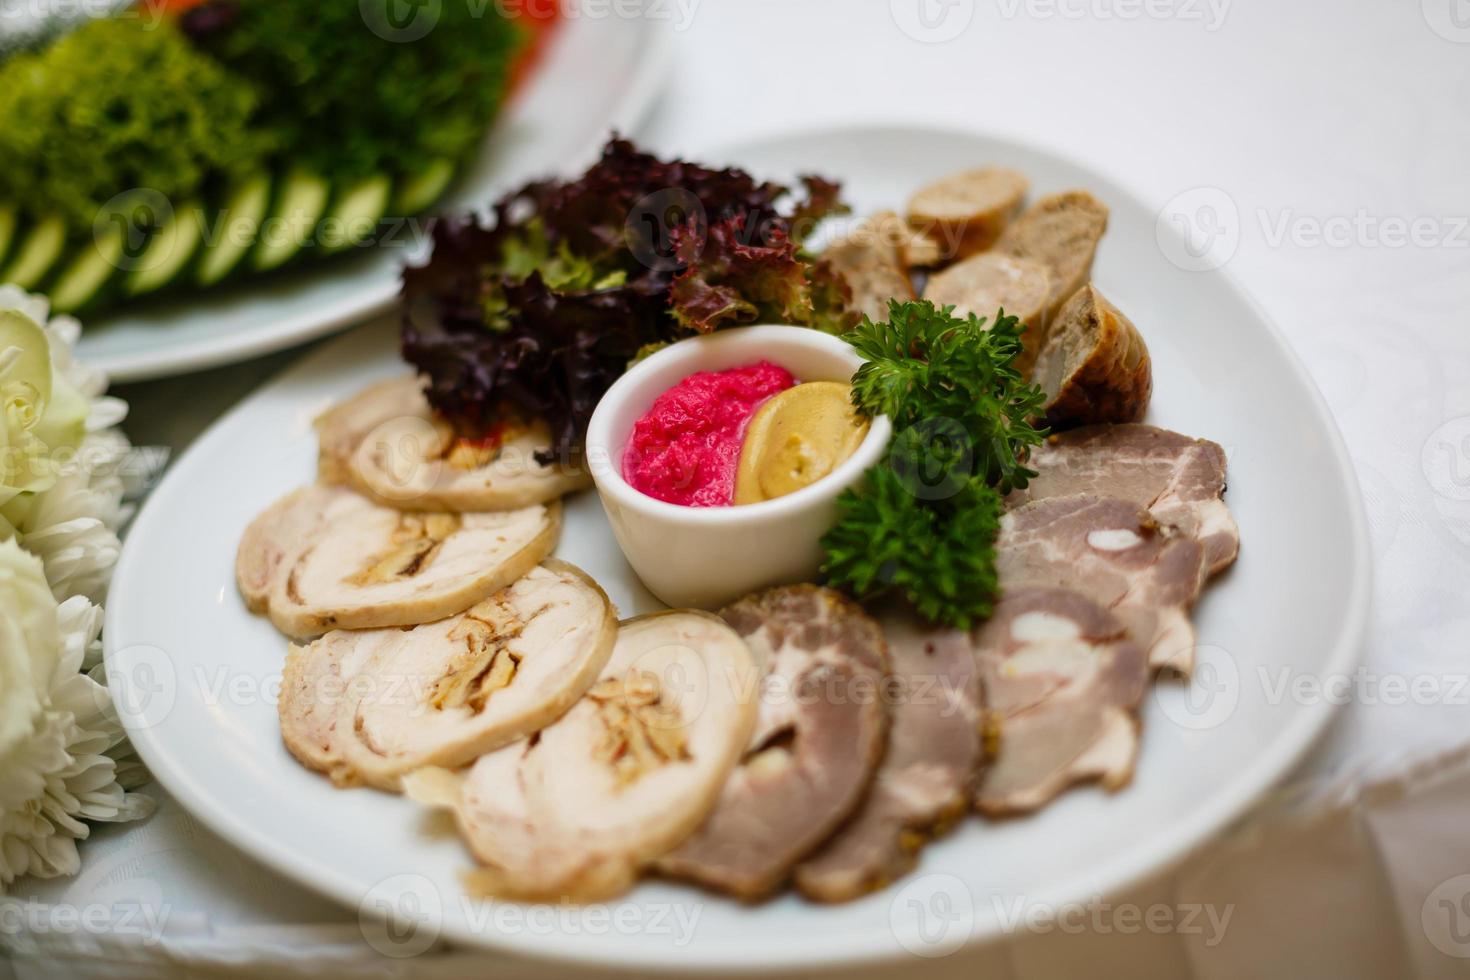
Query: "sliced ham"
658 586 889 901
237 483 558 639
1011 425 1239 576
403 611 759 902
973 586 1147 815
793 605 984 902
315 376 590 512
997 494 1207 673
305 561 617 789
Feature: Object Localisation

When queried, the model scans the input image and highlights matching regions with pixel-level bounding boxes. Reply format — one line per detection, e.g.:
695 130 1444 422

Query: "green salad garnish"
821 300 1048 629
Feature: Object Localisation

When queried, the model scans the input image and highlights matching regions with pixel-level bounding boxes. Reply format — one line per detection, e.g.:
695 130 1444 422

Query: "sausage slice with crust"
1032 285 1152 427
995 190 1109 322
907 167 1029 261
922 252 1053 375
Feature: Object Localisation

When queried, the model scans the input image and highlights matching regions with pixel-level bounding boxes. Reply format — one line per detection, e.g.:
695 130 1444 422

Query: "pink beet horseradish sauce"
622 361 795 507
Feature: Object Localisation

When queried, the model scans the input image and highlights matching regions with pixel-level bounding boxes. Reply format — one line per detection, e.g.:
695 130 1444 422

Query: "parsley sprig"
821 300 1048 628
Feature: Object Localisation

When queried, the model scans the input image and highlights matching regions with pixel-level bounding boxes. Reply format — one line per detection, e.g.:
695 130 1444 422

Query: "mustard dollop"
734 381 869 505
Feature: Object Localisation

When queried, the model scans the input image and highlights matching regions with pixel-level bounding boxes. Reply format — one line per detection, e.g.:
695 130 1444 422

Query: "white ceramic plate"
73 10 670 383
105 124 1370 971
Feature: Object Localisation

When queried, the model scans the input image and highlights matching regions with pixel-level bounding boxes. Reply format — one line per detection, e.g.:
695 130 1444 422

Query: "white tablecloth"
6 1 1470 976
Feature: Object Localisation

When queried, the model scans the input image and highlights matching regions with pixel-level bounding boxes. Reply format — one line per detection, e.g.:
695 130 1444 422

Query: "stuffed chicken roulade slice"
1008 424 1239 577
278 627 397 780
657 586 889 901
973 587 1148 815
997 494 1207 674
237 483 559 639
281 561 617 788
794 605 985 902
315 376 590 512
404 611 760 903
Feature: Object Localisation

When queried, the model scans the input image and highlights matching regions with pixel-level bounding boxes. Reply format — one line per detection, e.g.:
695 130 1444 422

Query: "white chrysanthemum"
0 288 133 602
0 542 153 889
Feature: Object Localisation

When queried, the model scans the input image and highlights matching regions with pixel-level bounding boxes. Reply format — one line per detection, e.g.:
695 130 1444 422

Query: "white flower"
0 289 132 602
0 541 153 889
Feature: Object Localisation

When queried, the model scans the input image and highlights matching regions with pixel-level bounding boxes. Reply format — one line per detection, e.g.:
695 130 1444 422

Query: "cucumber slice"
253 168 329 272
0 204 16 269
2 214 67 291
393 159 455 215
49 224 126 313
124 201 204 296
319 175 391 254
197 174 272 287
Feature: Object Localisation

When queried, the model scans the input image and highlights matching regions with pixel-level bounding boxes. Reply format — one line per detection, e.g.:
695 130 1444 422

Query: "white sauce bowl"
585 325 892 610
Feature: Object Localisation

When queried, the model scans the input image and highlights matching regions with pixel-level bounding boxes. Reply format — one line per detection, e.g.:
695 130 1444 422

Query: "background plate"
104 124 1370 971
74 8 670 383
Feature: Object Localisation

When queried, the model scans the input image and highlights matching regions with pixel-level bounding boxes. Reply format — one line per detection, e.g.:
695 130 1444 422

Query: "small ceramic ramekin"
585 325 891 610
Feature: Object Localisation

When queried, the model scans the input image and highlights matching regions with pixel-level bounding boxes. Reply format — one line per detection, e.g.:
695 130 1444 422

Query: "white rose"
0 308 88 530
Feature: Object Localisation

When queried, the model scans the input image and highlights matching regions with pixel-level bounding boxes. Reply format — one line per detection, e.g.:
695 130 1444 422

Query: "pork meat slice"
973 586 1147 815
1010 424 1238 576
237 483 558 638
997 494 1206 673
793 604 984 902
315 376 590 512
403 611 759 902
318 561 617 789
657 585 889 901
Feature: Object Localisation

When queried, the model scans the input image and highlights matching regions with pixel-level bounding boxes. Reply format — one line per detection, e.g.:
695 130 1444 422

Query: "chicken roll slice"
658 585 889 901
1008 425 1239 577
794 605 984 902
404 611 759 902
279 628 396 782
997 495 1207 674
332 561 616 789
238 483 559 639
315 376 590 512
974 587 1147 815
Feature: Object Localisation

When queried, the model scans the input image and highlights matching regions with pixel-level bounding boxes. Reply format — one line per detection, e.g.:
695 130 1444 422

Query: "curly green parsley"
820 300 1048 628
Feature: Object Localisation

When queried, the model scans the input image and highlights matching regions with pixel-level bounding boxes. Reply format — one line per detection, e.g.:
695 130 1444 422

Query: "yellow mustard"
734 381 869 504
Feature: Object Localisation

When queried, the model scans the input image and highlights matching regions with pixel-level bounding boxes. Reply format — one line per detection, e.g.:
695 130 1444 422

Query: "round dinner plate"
72 9 670 383
105 124 1371 971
